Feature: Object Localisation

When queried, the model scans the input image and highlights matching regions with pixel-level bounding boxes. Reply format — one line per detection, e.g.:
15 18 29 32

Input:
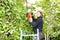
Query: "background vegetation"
0 0 60 40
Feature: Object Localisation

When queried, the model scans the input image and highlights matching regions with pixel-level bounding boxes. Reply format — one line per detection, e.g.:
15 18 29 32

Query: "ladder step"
22 34 37 36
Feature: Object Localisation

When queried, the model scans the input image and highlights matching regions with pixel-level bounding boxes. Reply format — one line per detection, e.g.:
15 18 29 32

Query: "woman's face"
37 11 41 17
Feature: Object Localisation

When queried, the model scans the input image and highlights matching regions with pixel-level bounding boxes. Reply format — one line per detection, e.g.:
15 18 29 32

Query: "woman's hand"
26 12 33 23
28 18 33 23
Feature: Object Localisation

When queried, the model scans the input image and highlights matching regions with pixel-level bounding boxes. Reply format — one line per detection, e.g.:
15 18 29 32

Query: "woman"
30 10 44 40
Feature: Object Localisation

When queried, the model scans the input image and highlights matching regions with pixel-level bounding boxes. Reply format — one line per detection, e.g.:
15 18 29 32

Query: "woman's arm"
31 18 42 27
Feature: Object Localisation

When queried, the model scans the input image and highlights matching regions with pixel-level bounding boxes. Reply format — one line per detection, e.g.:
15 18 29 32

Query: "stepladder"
20 29 39 40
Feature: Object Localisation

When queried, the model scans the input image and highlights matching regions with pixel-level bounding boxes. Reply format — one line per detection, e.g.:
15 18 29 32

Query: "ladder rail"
37 29 39 40
20 29 22 40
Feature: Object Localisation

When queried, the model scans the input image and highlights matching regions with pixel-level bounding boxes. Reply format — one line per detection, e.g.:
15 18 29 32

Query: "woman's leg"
33 28 37 40
39 32 43 40
33 27 37 34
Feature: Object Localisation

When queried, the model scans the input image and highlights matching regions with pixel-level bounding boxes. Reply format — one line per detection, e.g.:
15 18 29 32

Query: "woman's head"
37 11 43 17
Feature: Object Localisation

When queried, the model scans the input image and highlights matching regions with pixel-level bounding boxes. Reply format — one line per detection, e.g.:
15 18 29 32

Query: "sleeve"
31 18 42 27
32 16 37 21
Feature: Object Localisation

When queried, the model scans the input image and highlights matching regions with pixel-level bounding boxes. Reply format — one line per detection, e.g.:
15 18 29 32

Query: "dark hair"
37 11 43 17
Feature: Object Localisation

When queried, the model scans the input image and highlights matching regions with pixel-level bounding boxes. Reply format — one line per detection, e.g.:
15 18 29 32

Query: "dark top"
31 17 43 33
